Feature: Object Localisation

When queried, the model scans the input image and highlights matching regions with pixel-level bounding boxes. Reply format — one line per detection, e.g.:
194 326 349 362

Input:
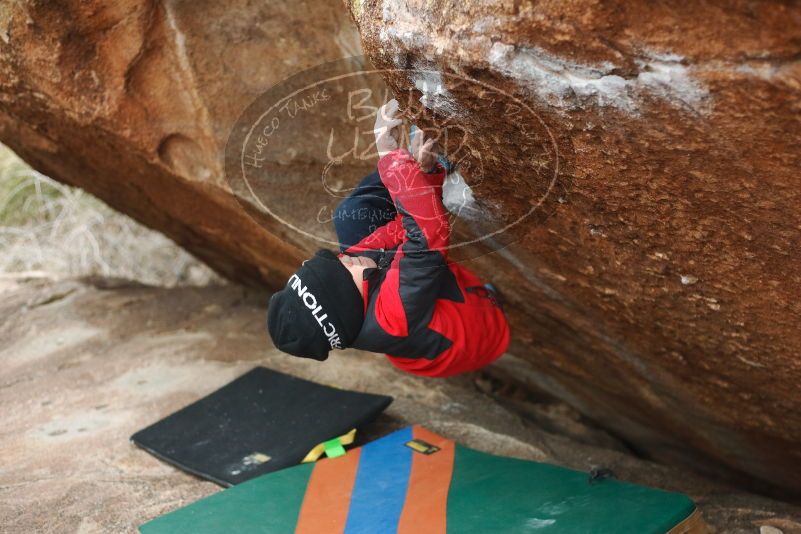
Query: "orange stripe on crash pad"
295 448 361 534
397 426 455 534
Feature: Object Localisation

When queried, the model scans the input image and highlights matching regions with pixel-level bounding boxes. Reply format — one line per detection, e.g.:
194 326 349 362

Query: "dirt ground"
1 274 800 533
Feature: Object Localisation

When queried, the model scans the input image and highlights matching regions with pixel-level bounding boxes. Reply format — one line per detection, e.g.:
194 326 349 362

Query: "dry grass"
0 144 220 287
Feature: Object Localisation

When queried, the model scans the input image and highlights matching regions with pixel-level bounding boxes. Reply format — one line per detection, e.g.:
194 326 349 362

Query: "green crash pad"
140 425 700 534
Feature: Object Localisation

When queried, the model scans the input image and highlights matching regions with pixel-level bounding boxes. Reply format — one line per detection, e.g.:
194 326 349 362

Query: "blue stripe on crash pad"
344 426 413 533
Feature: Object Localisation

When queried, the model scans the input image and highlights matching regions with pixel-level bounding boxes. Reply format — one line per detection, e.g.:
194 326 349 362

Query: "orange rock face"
2 0 801 496
0 0 372 286
346 0 801 494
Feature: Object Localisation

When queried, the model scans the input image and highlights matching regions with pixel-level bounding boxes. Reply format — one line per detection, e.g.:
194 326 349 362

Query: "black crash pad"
131 367 392 486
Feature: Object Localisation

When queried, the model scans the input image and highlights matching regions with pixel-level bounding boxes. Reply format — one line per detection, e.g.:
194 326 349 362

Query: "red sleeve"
344 214 404 255
372 149 450 338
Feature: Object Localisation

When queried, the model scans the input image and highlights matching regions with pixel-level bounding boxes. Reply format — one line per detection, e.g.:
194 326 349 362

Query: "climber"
267 99 509 377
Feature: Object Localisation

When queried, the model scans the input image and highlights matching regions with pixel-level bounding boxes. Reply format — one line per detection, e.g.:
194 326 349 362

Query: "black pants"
333 170 397 253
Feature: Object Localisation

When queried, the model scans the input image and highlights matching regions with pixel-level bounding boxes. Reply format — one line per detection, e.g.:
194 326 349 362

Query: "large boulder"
1 0 801 496
347 0 801 495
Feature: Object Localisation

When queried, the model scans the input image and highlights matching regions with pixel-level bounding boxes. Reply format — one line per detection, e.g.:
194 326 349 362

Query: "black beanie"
267 249 364 361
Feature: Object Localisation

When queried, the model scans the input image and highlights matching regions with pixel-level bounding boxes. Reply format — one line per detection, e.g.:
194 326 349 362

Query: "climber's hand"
374 99 403 157
411 130 440 173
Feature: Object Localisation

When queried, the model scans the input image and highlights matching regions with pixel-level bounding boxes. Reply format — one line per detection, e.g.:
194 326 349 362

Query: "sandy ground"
1 274 800 533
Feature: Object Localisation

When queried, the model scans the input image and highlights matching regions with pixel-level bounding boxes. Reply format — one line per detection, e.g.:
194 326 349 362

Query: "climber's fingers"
412 133 440 172
380 98 399 120
374 99 405 157
379 100 403 136
373 121 403 146
385 118 404 135
421 137 438 156
421 137 440 168
375 100 400 131
410 127 424 155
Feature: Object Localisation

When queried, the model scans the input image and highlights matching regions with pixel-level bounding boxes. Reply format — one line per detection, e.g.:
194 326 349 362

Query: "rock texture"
2 274 801 533
345 0 801 496
0 0 373 286
2 0 801 499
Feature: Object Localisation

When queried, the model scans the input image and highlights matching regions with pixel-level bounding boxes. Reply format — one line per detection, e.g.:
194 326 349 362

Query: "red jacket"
345 149 510 377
